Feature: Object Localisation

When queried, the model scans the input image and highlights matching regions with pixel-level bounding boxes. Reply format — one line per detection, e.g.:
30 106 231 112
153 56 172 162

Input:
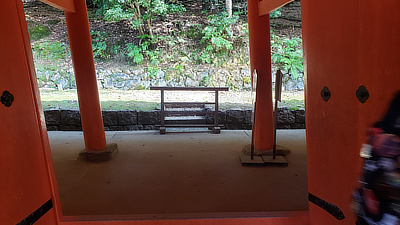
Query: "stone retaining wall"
44 108 305 131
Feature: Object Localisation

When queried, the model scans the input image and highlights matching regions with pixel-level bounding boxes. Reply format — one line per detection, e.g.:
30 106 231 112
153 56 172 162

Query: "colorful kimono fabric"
354 128 400 225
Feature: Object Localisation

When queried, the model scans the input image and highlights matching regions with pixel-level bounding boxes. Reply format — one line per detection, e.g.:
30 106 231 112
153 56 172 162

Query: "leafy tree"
94 0 185 37
198 12 238 65
270 32 304 80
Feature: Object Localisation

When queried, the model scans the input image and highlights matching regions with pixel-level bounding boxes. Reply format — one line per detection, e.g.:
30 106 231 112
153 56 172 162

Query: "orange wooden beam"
39 0 75 13
258 0 293 16
65 0 107 151
247 0 274 151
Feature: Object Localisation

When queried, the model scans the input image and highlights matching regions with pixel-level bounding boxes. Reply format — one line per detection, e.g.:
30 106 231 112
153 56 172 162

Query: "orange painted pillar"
65 0 107 151
247 0 274 151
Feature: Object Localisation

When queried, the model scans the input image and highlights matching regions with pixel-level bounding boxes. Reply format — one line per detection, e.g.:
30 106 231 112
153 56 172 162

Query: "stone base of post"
79 143 118 162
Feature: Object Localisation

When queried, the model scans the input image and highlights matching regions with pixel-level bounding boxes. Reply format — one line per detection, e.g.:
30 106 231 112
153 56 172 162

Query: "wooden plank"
39 0 75 13
150 87 229 91
165 102 215 105
160 89 165 126
156 124 224 128
164 111 214 115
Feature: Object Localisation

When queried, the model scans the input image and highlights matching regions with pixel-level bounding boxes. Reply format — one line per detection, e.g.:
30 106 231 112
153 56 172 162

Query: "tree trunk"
226 0 232 17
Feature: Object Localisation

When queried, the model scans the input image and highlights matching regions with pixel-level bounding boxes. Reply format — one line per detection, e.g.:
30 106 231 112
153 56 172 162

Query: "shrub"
29 24 51 41
270 32 303 80
95 0 185 37
198 12 238 65
32 41 67 60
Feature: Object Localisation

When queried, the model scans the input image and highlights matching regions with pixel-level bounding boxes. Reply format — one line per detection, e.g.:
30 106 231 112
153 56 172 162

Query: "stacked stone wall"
44 108 305 131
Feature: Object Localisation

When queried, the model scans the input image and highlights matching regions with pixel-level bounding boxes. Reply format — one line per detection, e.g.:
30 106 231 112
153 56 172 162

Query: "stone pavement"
48 129 308 218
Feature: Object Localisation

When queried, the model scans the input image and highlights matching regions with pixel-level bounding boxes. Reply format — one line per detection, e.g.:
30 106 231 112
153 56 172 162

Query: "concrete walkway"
49 129 308 219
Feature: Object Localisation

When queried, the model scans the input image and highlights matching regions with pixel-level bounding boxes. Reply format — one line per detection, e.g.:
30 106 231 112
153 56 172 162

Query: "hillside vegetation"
24 0 302 89
24 0 304 110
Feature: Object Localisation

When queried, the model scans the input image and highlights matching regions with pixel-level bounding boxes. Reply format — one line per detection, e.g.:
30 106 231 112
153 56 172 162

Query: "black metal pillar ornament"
356 85 369 103
321 86 331 102
1 91 14 107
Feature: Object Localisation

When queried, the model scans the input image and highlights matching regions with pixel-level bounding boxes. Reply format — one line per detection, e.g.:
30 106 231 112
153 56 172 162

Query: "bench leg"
160 127 166 134
213 127 221 134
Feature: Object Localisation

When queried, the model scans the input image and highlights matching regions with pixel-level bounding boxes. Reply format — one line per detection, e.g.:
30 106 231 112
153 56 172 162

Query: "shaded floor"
49 129 308 219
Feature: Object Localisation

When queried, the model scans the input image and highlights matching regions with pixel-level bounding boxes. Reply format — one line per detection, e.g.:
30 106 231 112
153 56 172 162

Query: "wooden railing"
150 87 229 134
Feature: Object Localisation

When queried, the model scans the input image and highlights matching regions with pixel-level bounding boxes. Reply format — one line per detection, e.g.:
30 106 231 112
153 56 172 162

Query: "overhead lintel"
39 0 75 13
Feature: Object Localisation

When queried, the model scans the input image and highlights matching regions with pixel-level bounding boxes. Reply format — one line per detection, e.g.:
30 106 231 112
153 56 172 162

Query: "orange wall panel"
0 0 60 224
302 0 400 224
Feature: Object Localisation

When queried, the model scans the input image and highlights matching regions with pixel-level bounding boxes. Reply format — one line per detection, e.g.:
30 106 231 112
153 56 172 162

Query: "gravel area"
40 89 304 110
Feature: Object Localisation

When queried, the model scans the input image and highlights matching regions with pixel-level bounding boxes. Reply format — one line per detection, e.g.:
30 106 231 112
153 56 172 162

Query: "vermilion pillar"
247 0 274 151
65 0 107 151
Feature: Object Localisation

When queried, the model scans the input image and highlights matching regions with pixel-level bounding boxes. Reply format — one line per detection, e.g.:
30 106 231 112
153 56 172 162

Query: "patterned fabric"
353 128 400 225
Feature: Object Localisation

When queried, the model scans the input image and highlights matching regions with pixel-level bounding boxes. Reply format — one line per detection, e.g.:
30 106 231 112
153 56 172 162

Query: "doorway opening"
24 0 307 220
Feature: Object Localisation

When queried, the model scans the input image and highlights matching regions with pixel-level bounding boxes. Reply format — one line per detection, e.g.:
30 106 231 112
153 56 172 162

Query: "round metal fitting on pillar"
321 86 331 102
356 85 369 104
1 91 14 107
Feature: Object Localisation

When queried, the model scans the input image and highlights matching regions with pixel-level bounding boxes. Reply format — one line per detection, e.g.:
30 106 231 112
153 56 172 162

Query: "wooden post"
247 0 274 151
65 0 107 151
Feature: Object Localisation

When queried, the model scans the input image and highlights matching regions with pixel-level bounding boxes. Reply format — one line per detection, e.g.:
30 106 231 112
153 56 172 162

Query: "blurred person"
353 91 400 225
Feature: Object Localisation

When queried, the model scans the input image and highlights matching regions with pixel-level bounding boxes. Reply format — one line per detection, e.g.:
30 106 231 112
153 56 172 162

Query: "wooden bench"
150 86 229 134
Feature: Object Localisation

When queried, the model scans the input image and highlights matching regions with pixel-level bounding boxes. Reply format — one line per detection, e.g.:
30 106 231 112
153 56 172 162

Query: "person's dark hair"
375 90 400 136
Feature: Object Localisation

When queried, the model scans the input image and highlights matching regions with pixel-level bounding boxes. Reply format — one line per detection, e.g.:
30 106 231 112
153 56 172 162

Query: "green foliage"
270 33 303 80
32 41 75 90
47 19 60 25
146 64 159 79
186 25 203 39
91 30 120 60
199 12 238 65
32 41 67 60
91 31 107 59
269 8 282 19
126 35 163 65
94 0 185 37
29 24 51 41
126 43 144 64
199 75 212 87
103 5 135 21
90 1 249 69
280 99 305 110
243 76 251 85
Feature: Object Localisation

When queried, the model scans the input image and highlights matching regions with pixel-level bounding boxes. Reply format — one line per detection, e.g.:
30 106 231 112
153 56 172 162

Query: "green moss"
32 41 67 60
279 99 305 110
41 100 158 111
47 19 60 25
29 24 51 41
